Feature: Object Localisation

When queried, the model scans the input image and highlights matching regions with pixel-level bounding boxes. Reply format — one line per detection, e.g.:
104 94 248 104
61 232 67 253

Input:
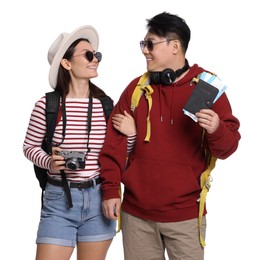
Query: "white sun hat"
47 25 99 89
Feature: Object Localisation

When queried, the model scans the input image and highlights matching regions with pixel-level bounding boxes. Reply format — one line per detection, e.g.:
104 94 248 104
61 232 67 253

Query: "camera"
58 150 86 170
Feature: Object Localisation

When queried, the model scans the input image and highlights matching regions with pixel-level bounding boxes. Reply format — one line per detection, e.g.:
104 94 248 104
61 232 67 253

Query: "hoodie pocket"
122 158 201 211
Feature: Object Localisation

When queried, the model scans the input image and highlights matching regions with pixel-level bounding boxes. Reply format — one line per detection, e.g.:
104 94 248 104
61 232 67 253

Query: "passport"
183 79 219 122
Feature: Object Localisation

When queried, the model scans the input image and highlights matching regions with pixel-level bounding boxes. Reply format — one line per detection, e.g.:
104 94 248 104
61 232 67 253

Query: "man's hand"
102 198 121 220
196 109 220 134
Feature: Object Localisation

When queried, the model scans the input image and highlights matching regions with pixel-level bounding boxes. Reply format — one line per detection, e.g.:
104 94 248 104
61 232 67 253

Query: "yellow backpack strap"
141 84 154 142
116 185 122 233
198 154 217 247
197 128 217 247
131 72 154 142
131 72 149 112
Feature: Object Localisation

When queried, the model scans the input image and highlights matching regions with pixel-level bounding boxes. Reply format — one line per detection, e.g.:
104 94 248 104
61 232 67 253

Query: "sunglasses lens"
85 51 94 62
95 52 102 62
85 51 102 62
139 40 153 51
140 41 145 50
146 40 153 51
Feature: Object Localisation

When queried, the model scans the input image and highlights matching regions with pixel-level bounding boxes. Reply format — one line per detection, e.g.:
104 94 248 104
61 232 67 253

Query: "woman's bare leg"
36 244 74 260
77 239 113 260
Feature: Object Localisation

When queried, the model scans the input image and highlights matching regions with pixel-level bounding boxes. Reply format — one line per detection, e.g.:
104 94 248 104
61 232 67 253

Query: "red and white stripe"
23 96 107 182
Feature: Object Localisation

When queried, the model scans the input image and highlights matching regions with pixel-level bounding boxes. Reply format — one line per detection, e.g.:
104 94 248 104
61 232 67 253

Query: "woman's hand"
112 110 136 136
50 146 66 172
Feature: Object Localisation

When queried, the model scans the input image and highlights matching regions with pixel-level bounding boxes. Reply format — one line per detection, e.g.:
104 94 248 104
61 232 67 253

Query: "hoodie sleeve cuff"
102 188 121 201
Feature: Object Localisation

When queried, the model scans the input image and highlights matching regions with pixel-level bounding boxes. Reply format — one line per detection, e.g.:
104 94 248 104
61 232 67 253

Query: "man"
99 12 240 260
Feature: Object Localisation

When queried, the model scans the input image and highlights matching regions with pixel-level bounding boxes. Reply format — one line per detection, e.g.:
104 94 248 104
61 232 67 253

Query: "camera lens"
66 160 79 170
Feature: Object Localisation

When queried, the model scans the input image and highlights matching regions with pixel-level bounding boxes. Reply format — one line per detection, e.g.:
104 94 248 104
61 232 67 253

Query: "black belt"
47 177 101 189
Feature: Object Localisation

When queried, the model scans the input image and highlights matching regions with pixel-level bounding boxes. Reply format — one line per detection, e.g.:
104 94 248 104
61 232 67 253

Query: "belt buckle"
79 180 92 189
74 178 97 189
77 183 83 189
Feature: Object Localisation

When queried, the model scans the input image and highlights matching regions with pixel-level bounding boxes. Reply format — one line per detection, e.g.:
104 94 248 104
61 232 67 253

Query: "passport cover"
183 79 219 115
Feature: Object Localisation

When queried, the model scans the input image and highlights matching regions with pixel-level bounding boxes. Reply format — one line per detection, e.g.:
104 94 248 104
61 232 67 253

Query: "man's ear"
172 40 181 54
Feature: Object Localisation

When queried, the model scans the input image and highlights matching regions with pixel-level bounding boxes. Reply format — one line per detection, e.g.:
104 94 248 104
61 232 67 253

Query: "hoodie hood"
175 63 205 86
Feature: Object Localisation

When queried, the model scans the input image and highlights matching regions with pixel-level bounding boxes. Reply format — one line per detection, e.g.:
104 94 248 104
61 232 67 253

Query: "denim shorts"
36 181 116 247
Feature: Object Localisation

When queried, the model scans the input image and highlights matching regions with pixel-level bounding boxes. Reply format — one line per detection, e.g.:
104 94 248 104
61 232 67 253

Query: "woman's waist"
47 174 101 189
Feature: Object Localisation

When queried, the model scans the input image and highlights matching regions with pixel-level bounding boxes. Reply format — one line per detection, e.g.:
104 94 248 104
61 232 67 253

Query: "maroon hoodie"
99 64 240 222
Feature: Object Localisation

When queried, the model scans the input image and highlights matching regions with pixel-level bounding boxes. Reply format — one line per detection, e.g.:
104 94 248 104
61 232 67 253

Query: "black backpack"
34 90 114 207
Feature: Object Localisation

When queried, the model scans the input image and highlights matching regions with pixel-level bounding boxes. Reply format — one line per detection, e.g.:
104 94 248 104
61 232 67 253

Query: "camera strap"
59 95 93 208
60 169 73 208
86 95 93 153
60 101 72 208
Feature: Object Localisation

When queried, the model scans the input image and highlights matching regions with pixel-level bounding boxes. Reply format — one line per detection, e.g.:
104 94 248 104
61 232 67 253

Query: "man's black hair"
146 12 191 53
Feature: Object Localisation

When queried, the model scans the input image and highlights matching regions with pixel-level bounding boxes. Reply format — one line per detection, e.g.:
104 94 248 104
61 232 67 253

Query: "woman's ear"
60 59 71 70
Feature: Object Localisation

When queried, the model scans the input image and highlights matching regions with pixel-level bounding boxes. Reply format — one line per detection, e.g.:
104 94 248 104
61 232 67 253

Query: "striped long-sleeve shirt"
23 95 136 182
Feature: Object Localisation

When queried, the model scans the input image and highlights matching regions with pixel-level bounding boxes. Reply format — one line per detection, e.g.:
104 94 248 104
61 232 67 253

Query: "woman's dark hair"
146 12 191 53
55 38 106 103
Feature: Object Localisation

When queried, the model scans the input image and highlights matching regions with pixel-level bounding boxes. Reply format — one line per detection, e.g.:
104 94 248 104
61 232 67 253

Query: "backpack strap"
192 73 219 247
131 72 154 142
45 91 61 154
45 91 74 208
35 91 61 208
198 128 217 247
198 154 217 247
131 72 149 112
100 95 114 123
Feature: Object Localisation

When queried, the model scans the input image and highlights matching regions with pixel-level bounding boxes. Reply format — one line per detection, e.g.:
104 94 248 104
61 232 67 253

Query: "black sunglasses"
73 51 102 62
139 39 176 52
86 51 102 62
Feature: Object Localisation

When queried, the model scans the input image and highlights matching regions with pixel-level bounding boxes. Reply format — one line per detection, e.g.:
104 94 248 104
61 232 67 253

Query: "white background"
1 0 263 259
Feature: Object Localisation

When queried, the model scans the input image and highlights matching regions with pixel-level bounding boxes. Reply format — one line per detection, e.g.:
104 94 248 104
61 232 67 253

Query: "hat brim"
49 25 99 89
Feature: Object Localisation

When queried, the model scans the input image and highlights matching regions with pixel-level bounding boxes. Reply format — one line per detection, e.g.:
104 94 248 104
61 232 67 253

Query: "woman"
23 25 136 260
